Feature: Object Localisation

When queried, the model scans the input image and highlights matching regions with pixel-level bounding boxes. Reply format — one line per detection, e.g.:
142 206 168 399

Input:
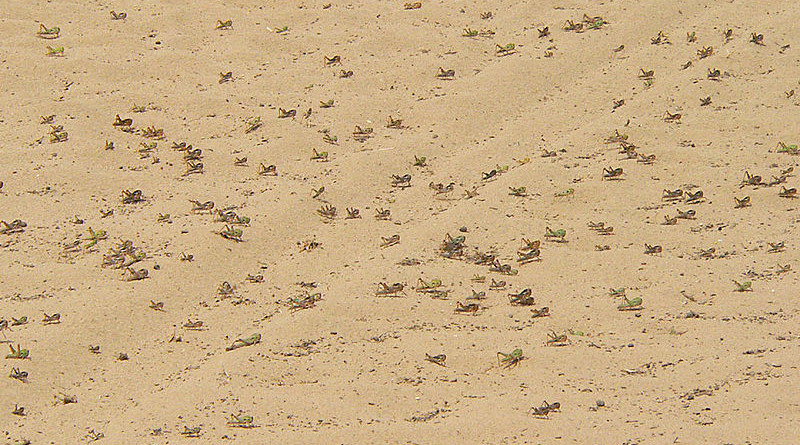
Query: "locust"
376 282 404 297
497 349 524 368
436 67 455 79
258 163 277 176
110 10 127 20
546 331 569 346
509 288 535 306
544 227 566 242
602 167 623 180
531 401 560 418
425 353 446 366
219 225 243 241
216 20 232 30
226 333 261 351
617 296 643 311
6 344 29 359
37 24 60 39
380 235 400 247
531 307 550 318
644 244 662 254
733 280 752 292
227 414 255 428
495 43 516 56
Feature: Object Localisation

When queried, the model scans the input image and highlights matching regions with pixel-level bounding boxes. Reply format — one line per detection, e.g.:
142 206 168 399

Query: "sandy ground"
2 0 800 443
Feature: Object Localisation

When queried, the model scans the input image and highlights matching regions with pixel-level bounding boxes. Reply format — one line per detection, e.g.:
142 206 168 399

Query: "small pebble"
596 400 605 407
459 226 468 232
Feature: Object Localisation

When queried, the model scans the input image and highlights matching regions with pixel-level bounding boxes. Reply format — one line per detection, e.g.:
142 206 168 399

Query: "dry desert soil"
2 1 800 444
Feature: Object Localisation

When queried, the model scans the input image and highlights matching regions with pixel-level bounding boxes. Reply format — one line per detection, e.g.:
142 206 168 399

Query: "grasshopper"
723 28 733 43
741 171 763 188
278 108 296 118
234 157 247 166
436 67 455 79
734 196 751 208
531 307 550 318
121 189 144 204
497 349 524 368
275 26 289 34
546 331 569 346
651 31 669 45
113 114 133 127
495 43 516 56
320 99 335 108
37 24 60 39
416 278 442 292
471 275 486 283
520 238 541 251
55 393 77 404
246 274 264 283
47 46 64 57
183 320 204 330
149 300 164 311
392 174 412 188
609 288 625 297
538 27 550 38
663 189 684 201
40 114 55 124
531 401 560 418
463 28 479 37
700 96 712 106
42 313 60 324
50 130 68 143
6 344 29 359
380 235 400 248
89 345 101 353
602 167 623 180
768 242 786 253
0 219 27 235
639 68 654 80
776 142 799 155
228 414 255 428
226 333 261 351
181 427 201 437
617 296 643 311
685 190 704 203
733 280 752 292
375 208 391 220
517 249 540 264
429 182 455 195
216 20 232 30
324 55 341 66
637 153 656 164
376 282 404 297
779 186 797 198
644 244 662 254
339 70 354 78
707 68 721 80
663 111 681 123
312 187 325 199
219 225 243 241
425 353 446 366
346 208 361 219
123 267 148 281
509 288 535 306
189 200 214 213
490 260 518 276
387 116 404 129
258 163 277 176
404 2 422 10
687 31 697 42
698 46 713 59
509 186 527 197
311 149 328 161
317 204 337 219
219 71 233 83
84 227 108 249
323 134 338 145
9 367 28 382
489 279 506 289
544 227 566 242
454 301 480 314
663 215 678 226
244 116 262 133
110 10 127 20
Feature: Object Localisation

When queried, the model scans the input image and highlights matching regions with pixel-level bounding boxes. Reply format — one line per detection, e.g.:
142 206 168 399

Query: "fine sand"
2 1 800 443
